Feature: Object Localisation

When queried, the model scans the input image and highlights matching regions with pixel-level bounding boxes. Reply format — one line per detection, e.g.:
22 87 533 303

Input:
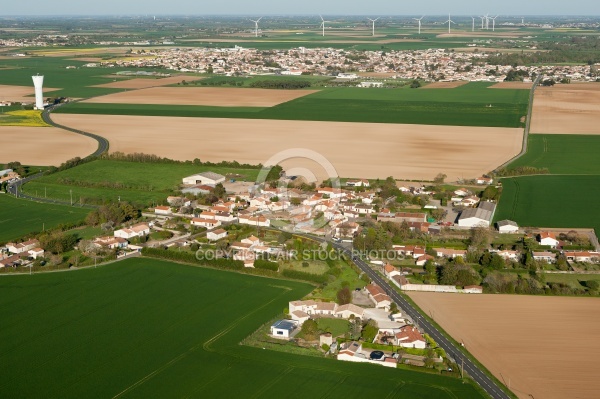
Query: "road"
307 235 511 399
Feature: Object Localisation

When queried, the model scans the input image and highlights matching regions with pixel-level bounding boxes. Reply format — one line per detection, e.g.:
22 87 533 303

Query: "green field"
0 258 485 398
506 135 600 174
57 82 529 128
494 175 600 234
21 160 260 206
0 194 89 243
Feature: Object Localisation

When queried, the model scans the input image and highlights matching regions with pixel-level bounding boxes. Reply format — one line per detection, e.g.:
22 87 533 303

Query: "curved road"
305 235 512 399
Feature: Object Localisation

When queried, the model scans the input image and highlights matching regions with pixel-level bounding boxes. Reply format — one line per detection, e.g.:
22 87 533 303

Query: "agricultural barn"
270 320 298 339
182 171 225 186
458 201 497 228
497 220 519 234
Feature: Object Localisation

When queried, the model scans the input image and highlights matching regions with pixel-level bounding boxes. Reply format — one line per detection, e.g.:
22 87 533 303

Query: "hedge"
254 259 279 271
142 247 244 270
282 269 328 284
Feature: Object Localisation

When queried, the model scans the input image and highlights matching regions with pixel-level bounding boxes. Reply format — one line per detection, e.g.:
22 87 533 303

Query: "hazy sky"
2 0 598 16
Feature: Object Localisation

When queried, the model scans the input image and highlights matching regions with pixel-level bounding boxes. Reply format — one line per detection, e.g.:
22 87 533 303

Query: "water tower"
32 75 44 110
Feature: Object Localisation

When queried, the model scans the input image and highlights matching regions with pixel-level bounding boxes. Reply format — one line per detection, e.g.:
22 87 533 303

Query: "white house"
182 171 225 186
476 177 493 185
6 239 40 254
114 223 150 239
533 251 556 263
154 206 172 216
93 236 128 249
334 304 365 319
463 285 484 294
335 222 359 238
290 310 310 325
27 248 45 259
346 179 370 188
384 263 401 278
434 248 467 259
191 218 221 229
238 214 270 227
539 232 560 248
497 220 519 234
365 284 392 310
270 319 298 339
207 229 228 241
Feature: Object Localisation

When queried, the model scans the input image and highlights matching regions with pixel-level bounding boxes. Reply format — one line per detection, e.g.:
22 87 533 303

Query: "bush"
249 79 311 90
282 269 327 284
254 259 279 271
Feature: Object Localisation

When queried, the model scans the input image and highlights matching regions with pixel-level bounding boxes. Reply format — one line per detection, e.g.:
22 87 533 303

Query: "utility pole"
70 189 73 206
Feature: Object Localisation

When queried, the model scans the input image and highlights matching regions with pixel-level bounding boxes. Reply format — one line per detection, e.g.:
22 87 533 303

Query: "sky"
1 0 599 16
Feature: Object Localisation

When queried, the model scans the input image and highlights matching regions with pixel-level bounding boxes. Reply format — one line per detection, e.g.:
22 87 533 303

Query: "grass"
0 194 89 244
0 109 50 127
541 273 600 288
494 175 600 235
506 134 600 174
316 318 351 337
0 258 486 398
280 260 330 275
308 258 367 301
21 159 260 206
56 82 529 128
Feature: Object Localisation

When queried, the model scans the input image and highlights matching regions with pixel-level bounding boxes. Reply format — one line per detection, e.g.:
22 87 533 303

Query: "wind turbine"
250 17 262 38
521 17 525 25
413 16 424 35
491 15 498 32
479 16 485 29
444 14 456 34
367 17 380 37
485 14 490 30
471 16 475 32
319 15 331 37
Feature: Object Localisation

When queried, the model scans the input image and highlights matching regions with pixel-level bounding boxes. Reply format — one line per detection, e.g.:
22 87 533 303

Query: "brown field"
91 76 203 89
52 114 522 180
489 81 533 89
437 31 525 38
0 126 97 166
407 292 600 399
422 81 468 89
0 84 60 102
82 87 319 107
531 83 600 134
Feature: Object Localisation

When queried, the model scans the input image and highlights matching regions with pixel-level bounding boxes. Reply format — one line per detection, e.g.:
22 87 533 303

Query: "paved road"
305 235 511 399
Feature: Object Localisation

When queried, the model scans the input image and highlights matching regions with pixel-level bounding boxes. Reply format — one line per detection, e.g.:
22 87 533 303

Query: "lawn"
506 134 600 174
316 318 351 337
21 159 260 206
0 258 485 398
542 273 600 288
494 175 600 235
0 194 89 244
56 82 529 128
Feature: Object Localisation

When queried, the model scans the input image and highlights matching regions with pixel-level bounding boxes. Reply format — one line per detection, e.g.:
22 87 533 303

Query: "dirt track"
82 87 318 107
52 114 523 180
407 292 600 399
0 126 97 166
531 83 600 135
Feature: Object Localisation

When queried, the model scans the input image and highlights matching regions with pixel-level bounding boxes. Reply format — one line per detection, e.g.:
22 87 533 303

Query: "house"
191 218 221 229
233 250 256 267
346 179 370 187
337 342 364 362
495 250 520 261
114 223 150 239
461 196 480 207
458 201 496 228
434 248 466 259
384 263 401 278
270 319 298 339
27 248 45 259
241 235 262 247
320 333 333 347
539 232 560 248
207 229 228 241
166 196 191 207
365 284 392 310
476 177 493 185
93 236 128 249
416 255 434 266
317 187 345 199
463 285 484 294
335 222 359 238
238 214 270 227
0 254 23 268
182 171 225 186
564 251 600 263
533 251 556 263
6 239 40 254
154 206 172 215
393 245 425 259
334 304 365 319
290 310 310 325
394 326 426 349
454 188 469 197
497 220 519 234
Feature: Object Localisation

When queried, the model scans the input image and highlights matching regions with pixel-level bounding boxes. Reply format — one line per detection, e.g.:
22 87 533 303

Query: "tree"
410 79 421 88
213 183 226 199
433 173 447 185
587 280 599 291
337 287 352 305
361 319 379 342
301 319 319 341
470 227 491 249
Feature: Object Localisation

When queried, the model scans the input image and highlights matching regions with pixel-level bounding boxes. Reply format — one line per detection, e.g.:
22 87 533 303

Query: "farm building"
497 220 519 234
270 320 298 339
182 171 225 186
458 201 497 228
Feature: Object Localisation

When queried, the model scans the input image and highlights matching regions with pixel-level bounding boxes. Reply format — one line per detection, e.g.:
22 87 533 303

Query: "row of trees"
248 79 312 90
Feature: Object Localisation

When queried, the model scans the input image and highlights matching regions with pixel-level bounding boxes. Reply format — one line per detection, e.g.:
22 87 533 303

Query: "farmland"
0 109 49 127
505 134 600 174
57 83 529 128
0 194 89 243
50 114 523 180
20 159 261 206
0 258 485 398
0 126 97 166
407 292 600 399
494 175 600 234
